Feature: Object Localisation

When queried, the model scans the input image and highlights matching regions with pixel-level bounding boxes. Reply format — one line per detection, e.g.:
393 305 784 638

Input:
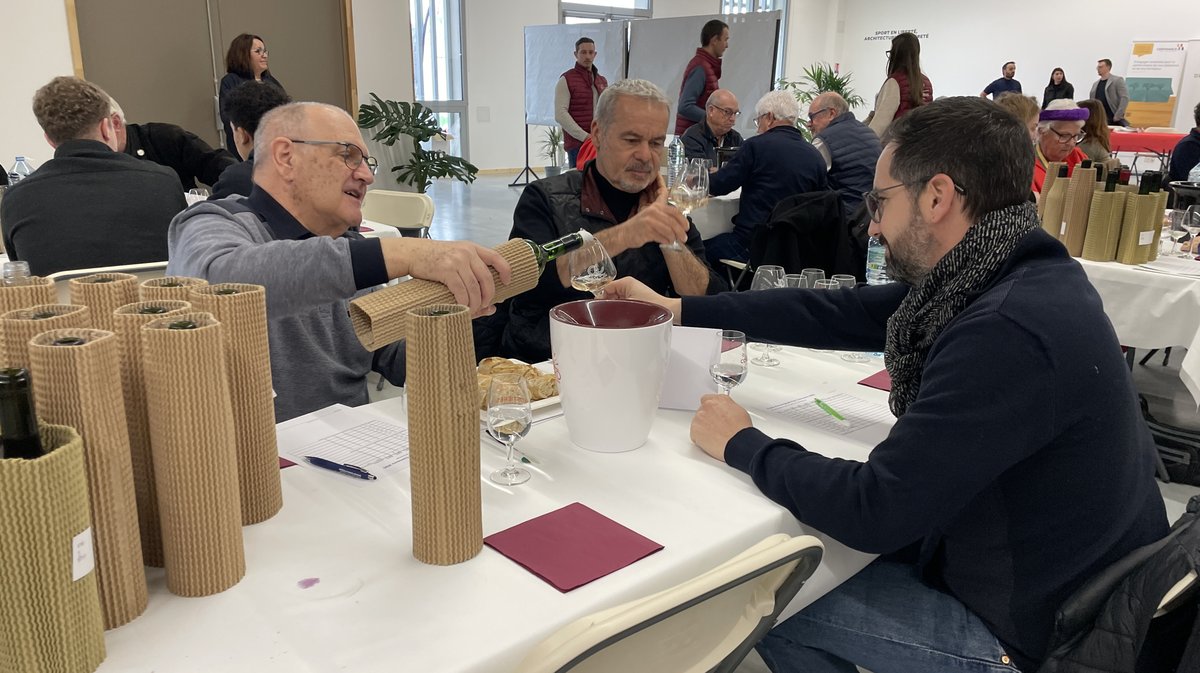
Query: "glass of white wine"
664 159 710 251
711 330 748 395
1166 210 1190 257
567 240 617 298
486 373 532 486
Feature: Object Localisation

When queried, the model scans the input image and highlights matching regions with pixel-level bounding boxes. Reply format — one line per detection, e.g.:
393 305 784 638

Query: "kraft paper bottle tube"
0 278 55 366
1116 193 1153 264
1145 190 1169 263
28 329 147 630
187 284 281 525
0 423 106 673
0 305 90 370
112 301 193 567
350 239 541 350
1082 191 1127 262
141 312 245 596
406 304 483 565
1040 167 1069 240
68 273 138 332
1037 161 1064 221
138 276 208 302
1061 166 1096 256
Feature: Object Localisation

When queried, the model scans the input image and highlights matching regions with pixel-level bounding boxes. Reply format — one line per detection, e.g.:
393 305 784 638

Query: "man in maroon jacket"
555 37 608 170
675 19 730 136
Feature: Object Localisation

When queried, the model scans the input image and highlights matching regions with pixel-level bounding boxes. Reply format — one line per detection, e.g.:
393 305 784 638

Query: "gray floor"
421 174 1199 673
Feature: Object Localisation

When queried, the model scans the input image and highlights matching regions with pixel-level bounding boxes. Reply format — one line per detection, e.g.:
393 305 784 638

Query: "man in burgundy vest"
675 19 729 136
555 37 608 169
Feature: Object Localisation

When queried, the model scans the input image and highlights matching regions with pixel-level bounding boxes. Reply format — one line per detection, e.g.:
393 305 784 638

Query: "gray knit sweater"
167 199 404 421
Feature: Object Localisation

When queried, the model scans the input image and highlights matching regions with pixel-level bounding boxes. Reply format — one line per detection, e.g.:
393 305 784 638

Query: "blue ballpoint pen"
304 456 377 481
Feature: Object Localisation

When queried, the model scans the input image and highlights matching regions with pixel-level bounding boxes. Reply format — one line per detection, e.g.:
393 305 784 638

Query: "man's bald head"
807 92 848 135
705 89 740 138
253 102 348 168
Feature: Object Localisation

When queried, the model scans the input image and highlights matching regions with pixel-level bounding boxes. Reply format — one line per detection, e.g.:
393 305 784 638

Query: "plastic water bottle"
865 235 889 285
667 136 685 188
7 157 34 185
2 261 32 286
1188 161 1200 183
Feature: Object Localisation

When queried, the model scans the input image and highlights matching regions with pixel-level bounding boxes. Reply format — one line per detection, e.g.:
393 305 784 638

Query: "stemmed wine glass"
567 240 617 297
710 330 747 395
486 373 532 486
1184 206 1200 258
748 266 784 366
1165 210 1189 257
664 159 710 250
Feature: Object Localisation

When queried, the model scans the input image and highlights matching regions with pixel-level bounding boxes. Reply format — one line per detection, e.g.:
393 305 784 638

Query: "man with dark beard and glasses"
601 97 1167 672
498 78 726 363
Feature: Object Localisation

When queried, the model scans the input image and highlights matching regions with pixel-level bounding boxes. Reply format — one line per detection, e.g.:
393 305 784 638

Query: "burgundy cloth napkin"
858 369 892 392
484 502 664 592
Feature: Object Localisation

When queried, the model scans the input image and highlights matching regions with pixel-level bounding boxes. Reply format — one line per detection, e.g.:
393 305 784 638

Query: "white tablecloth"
98 348 884 672
1078 257 1200 405
691 188 739 240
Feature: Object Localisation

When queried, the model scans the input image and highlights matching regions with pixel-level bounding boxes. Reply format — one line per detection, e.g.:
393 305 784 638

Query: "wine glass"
665 159 710 251
801 268 826 288
1184 206 1200 257
486 373 532 486
831 274 857 289
783 273 809 288
567 240 617 298
711 330 747 395
1164 210 1189 257
814 279 840 290
748 265 784 366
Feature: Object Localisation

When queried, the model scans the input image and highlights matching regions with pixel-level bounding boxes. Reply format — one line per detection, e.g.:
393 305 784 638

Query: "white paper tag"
658 326 721 411
1060 220 1068 236
1139 230 1155 246
72 527 95 581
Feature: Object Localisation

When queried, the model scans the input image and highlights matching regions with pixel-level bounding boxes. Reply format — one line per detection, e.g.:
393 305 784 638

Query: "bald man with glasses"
680 89 743 165
168 102 511 421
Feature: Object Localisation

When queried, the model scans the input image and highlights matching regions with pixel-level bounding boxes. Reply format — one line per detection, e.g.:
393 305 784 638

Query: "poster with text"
1125 42 1188 128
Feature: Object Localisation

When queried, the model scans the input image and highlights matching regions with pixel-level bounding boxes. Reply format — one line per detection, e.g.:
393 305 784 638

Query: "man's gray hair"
754 90 800 122
253 101 346 166
107 96 125 123
594 79 669 127
812 91 848 116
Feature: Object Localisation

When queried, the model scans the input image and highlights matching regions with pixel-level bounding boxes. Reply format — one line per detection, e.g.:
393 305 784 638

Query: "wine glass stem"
720 384 730 395
592 290 604 298
504 440 517 471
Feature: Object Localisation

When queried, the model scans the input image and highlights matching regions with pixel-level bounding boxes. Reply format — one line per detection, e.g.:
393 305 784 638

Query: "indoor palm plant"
540 126 565 176
778 63 865 140
357 93 478 193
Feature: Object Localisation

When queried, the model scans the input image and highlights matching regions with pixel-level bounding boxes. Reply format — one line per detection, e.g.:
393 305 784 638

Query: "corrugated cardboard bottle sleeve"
188 284 281 525
1061 167 1096 256
68 273 138 332
0 423 107 673
1116 193 1153 264
407 304 483 565
1082 191 1127 262
140 312 245 596
1 305 91 370
349 239 541 350
112 301 193 567
0 278 56 366
29 329 147 630
138 276 208 303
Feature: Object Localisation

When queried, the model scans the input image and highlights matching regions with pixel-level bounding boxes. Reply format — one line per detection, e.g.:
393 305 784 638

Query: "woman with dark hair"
1042 68 1074 109
1076 99 1118 169
218 33 286 158
866 32 933 137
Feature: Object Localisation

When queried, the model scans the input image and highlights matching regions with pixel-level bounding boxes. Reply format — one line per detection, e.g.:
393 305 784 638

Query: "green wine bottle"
524 229 595 271
0 368 44 459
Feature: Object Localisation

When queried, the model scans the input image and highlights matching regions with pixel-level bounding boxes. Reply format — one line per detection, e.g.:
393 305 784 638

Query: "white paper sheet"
277 404 410 473
658 326 721 411
766 393 894 436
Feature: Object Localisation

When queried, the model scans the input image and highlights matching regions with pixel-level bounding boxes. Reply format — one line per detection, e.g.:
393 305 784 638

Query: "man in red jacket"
675 19 729 136
555 37 608 170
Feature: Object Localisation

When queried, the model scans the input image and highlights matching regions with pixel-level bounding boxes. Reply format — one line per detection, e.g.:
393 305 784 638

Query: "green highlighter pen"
813 398 849 425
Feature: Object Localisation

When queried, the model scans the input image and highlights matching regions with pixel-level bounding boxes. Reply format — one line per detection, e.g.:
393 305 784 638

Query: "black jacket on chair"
747 191 863 282
124 122 236 189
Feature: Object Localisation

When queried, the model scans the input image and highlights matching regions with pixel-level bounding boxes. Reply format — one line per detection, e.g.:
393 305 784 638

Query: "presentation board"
627 12 781 137
523 22 627 127
1175 41 1200 131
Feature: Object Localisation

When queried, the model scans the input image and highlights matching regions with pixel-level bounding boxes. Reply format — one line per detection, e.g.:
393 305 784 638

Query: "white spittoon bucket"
549 299 673 452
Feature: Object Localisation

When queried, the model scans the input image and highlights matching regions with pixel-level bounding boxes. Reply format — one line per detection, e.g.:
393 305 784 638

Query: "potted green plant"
778 63 865 140
357 93 478 193
540 127 565 176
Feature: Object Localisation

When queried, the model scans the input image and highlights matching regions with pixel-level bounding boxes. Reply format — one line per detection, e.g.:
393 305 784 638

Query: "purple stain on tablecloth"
297 577 320 589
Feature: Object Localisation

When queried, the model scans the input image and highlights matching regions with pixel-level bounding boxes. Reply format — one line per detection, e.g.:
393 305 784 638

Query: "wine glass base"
839 353 872 363
751 355 780 367
490 466 530 486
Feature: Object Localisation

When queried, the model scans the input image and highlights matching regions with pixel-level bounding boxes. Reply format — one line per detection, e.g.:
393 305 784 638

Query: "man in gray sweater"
168 102 510 421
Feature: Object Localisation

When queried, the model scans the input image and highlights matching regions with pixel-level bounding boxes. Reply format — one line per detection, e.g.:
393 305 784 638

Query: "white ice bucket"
550 299 673 452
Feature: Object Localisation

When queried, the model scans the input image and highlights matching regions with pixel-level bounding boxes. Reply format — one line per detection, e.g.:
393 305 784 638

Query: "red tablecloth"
1108 131 1186 155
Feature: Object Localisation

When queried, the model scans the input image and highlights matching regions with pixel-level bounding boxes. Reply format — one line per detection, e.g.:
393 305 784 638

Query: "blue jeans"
704 231 750 269
565 148 579 171
757 560 1023 673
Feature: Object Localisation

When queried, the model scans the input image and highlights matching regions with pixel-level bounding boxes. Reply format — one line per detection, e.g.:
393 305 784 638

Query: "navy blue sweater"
681 228 1168 670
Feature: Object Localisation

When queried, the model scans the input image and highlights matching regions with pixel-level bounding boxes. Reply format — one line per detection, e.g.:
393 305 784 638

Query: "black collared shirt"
243 185 388 289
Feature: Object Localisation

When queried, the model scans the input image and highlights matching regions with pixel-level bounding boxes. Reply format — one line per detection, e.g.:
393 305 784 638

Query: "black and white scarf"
884 202 1039 417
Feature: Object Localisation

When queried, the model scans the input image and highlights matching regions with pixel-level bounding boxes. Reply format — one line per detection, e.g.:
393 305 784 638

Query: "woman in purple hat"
1033 99 1090 193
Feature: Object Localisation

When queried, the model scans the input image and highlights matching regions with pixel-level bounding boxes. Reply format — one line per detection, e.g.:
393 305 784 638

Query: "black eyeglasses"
863 177 966 223
710 105 740 119
288 139 379 174
1045 128 1086 144
805 107 834 125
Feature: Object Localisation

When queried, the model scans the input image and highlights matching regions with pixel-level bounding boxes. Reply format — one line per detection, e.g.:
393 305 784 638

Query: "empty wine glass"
1165 210 1189 256
1184 206 1200 257
750 265 784 290
783 273 809 289
567 240 617 298
486 373 532 486
814 279 840 290
831 274 857 289
801 268 825 288
665 159 710 250
710 330 747 395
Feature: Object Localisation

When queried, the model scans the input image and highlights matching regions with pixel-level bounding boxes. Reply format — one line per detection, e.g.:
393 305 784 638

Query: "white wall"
0 2 76 168
836 0 1200 121
352 0 417 190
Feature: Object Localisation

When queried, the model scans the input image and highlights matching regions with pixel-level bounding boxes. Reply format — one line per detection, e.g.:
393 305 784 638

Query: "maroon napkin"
484 502 664 592
858 369 892 392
